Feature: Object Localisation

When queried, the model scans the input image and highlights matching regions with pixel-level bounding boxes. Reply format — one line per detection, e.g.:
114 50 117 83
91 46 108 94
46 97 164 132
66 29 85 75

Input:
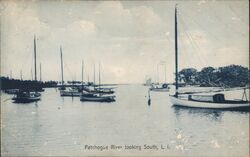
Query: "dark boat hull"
12 97 40 103
80 94 115 102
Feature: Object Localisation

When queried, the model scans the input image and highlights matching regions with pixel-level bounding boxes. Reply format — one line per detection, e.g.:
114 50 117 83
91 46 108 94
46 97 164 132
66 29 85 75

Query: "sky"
0 0 249 84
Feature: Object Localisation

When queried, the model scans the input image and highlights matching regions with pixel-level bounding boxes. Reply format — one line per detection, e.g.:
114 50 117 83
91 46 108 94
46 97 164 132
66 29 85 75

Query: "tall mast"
20 70 23 80
157 64 159 83
40 63 42 82
31 68 33 80
60 46 64 86
98 62 101 90
164 63 167 83
82 60 84 87
88 73 89 83
34 35 37 81
175 6 179 97
93 63 95 87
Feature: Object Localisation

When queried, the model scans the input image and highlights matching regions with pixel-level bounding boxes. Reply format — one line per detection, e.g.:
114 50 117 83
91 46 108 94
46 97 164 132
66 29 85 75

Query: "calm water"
1 85 249 156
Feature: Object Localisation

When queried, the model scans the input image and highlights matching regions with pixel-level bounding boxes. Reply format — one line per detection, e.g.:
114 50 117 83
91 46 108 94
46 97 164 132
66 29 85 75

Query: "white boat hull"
170 96 250 110
60 90 81 97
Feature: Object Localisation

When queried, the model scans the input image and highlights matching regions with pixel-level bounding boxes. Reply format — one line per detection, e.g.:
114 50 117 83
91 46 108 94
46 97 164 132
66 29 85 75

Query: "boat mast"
175 6 179 97
60 46 64 86
157 64 159 84
99 62 101 90
88 73 89 83
164 63 167 83
31 68 33 80
40 63 42 82
34 35 37 81
10 70 12 79
20 70 23 80
93 63 95 88
82 60 84 87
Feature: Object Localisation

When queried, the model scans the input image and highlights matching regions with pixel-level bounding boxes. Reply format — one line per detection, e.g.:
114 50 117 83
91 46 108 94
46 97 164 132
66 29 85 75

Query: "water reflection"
173 106 223 121
34 101 38 108
1 86 249 156
173 105 249 122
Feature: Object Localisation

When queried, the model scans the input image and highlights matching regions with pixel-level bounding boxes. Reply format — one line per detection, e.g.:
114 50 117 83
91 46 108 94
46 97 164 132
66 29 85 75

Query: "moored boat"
91 87 115 94
12 90 41 103
60 87 81 97
12 35 41 103
169 6 249 111
80 63 116 102
170 94 249 110
80 92 115 102
150 83 170 92
4 89 19 94
58 46 66 92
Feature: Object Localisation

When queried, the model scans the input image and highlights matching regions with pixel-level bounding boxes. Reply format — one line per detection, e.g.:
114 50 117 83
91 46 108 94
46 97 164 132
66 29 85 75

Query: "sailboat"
59 46 80 97
80 63 115 102
58 46 66 91
169 7 249 110
150 63 170 92
12 35 41 103
81 63 115 95
37 63 45 92
150 83 170 92
94 63 115 94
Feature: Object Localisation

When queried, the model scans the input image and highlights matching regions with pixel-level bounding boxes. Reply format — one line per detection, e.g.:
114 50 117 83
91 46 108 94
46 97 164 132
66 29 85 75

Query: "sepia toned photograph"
0 0 249 156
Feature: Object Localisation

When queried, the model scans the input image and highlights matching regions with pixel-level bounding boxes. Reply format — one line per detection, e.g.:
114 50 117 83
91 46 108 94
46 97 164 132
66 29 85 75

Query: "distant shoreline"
1 63 249 90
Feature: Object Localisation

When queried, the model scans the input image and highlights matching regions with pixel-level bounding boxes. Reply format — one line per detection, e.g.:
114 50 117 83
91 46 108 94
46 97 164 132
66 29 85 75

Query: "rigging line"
227 4 248 26
198 73 230 89
207 4 230 30
178 15 207 68
180 17 204 64
181 9 221 43
182 28 206 68
200 78 218 87
175 25 194 70
31 48 34 80
178 30 194 68
207 3 246 37
176 15 195 69
172 8 194 69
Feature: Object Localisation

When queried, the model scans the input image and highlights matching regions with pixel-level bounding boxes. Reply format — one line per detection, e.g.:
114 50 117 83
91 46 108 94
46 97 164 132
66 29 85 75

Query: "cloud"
68 20 96 35
93 1 165 37
0 1 98 81
0 1 248 83
1 1 51 79
212 47 249 67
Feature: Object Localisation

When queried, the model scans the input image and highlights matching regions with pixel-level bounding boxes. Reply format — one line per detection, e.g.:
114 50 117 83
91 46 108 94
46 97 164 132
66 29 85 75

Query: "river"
1 85 249 156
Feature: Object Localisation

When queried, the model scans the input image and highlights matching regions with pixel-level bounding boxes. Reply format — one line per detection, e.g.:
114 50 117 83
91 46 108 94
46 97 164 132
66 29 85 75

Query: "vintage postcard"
1 0 249 156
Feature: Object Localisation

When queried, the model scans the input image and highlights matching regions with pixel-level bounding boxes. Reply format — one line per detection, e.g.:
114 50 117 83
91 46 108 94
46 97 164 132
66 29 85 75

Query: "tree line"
178 64 249 87
0 77 57 90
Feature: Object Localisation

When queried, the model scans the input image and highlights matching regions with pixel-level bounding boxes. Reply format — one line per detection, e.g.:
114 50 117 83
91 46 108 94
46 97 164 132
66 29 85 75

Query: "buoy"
148 98 151 106
148 90 151 106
